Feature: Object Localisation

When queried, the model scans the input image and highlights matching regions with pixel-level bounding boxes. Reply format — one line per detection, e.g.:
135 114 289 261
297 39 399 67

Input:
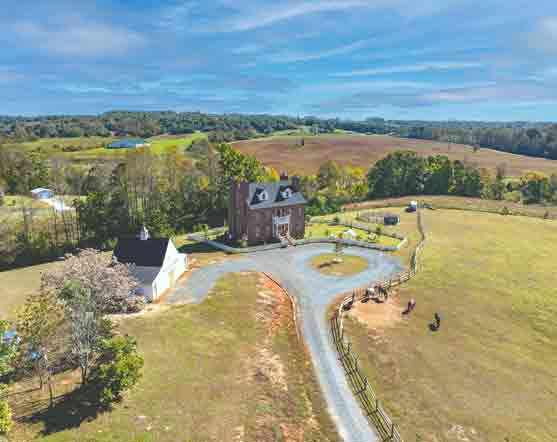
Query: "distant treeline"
0 112 304 141
2 111 557 160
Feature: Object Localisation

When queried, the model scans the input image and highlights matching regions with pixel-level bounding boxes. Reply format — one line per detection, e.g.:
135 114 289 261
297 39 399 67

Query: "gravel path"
166 244 403 442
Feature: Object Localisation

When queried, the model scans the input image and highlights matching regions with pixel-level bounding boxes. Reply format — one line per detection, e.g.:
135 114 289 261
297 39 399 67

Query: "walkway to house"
166 244 403 442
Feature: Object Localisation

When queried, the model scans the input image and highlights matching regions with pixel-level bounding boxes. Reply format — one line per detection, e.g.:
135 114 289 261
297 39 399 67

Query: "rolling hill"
233 134 557 177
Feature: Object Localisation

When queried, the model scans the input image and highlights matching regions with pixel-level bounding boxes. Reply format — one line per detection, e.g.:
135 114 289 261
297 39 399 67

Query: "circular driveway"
166 244 403 442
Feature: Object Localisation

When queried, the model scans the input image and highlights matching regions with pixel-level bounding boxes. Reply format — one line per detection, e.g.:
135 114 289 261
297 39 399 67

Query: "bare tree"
59 282 111 384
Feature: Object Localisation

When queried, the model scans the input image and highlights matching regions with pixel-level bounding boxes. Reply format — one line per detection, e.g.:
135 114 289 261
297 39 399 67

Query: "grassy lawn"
310 253 369 277
305 223 401 248
343 209 557 442
0 261 62 319
10 272 339 442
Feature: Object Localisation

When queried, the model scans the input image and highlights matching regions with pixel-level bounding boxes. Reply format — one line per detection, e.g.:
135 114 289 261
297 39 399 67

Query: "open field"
343 209 557 442
63 133 208 161
14 137 115 154
345 195 557 220
9 272 339 441
234 134 557 177
4 133 208 162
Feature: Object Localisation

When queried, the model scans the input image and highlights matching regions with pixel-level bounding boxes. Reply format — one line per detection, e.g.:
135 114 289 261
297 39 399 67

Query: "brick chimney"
291 175 301 192
229 181 249 240
280 171 289 181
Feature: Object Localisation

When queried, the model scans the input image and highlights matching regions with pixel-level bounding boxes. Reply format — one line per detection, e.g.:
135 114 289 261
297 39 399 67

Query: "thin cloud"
331 61 484 77
220 1 370 32
311 81 557 112
0 68 25 83
264 39 373 64
13 20 145 57
526 17 557 55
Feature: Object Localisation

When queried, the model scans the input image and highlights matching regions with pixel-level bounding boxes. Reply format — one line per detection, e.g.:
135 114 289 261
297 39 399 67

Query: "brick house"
228 173 307 244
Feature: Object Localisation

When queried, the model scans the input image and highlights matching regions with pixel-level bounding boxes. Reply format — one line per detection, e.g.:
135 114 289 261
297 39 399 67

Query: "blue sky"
2 0 557 120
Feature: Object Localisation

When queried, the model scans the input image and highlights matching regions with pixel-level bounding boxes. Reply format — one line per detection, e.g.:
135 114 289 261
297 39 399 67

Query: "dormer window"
258 190 269 202
281 188 293 199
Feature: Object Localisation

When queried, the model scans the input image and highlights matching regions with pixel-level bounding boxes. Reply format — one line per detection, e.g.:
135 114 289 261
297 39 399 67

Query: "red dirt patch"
349 295 405 332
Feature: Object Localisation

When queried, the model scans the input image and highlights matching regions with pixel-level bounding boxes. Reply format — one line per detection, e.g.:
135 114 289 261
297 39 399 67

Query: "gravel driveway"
166 244 403 442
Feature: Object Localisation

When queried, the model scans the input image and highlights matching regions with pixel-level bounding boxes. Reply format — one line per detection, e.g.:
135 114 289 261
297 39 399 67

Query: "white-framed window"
281 188 293 199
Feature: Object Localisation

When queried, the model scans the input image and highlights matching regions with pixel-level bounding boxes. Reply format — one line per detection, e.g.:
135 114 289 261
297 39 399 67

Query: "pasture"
343 208 557 442
233 134 557 177
4 133 208 162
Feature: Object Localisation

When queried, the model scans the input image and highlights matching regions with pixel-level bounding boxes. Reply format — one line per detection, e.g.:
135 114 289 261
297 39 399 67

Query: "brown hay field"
234 134 557 177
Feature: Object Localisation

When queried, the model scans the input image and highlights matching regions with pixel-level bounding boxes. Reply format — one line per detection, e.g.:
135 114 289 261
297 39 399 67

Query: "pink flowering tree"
41 249 144 313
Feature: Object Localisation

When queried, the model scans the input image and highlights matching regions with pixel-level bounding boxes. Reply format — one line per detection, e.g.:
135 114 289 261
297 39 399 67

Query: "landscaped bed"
310 253 369 277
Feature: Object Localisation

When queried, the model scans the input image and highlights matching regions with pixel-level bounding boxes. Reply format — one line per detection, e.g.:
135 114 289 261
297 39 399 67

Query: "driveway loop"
167 244 403 442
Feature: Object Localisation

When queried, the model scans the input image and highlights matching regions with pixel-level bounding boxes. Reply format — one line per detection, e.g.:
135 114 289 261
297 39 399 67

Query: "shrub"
333 215 341 224
501 206 510 216
0 399 12 435
375 226 383 236
503 190 521 203
94 336 144 407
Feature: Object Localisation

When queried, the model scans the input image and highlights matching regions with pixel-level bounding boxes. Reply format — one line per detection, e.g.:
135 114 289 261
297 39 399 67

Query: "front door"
277 223 289 237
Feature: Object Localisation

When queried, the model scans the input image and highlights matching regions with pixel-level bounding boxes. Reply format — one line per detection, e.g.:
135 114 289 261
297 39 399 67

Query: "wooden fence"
330 208 427 442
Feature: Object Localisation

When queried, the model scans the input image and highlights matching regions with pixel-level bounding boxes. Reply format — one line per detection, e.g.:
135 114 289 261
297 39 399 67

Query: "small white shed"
30 188 54 200
113 227 187 302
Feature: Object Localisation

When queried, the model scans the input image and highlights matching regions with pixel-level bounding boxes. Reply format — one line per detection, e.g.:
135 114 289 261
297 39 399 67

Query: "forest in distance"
2 111 557 161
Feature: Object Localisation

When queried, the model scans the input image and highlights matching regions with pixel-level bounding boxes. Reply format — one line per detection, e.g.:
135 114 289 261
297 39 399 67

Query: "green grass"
0 261 61 318
305 223 401 248
344 209 557 442
310 253 369 277
9 272 339 441
65 133 208 160
2 196 51 209
14 137 114 154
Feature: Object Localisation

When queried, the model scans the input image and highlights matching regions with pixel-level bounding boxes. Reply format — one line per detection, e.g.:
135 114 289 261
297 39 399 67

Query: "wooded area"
3 111 557 160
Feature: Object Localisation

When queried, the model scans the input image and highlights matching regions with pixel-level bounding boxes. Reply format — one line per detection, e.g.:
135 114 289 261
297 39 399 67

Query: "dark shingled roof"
113 238 169 267
247 180 306 210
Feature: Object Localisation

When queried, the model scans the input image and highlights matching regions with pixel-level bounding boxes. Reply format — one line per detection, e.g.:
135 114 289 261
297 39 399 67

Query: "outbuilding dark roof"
247 180 306 210
113 238 169 267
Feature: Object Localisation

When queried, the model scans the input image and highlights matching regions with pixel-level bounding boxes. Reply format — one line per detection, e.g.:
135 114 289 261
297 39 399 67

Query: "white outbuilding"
30 188 54 200
113 227 187 302
343 229 358 239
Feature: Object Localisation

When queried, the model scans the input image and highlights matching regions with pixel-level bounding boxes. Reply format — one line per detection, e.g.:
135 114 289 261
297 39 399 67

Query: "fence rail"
331 208 427 442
